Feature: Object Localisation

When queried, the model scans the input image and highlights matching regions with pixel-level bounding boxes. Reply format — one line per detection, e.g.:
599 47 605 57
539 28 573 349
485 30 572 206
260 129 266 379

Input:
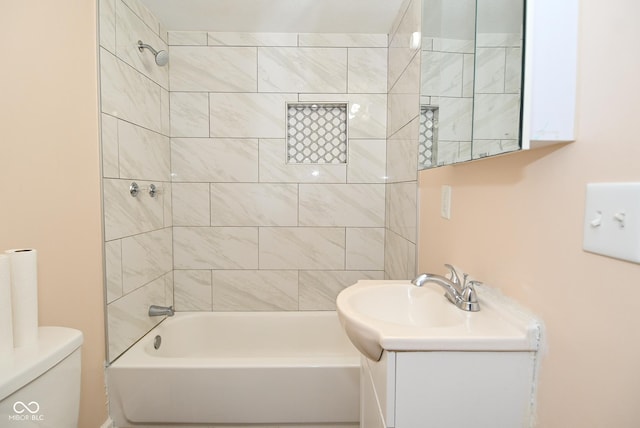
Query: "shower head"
137 40 169 67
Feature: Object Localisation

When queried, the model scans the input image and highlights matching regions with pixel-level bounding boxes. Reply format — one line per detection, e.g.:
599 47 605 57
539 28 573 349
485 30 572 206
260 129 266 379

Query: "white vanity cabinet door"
360 362 386 428
394 352 536 428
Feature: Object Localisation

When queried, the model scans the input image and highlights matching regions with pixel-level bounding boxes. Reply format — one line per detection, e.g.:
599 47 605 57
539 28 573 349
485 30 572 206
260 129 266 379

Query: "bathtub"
107 311 360 426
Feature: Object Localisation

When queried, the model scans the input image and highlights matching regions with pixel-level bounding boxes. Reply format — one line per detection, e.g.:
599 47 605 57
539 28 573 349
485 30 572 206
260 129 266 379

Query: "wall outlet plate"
583 183 640 263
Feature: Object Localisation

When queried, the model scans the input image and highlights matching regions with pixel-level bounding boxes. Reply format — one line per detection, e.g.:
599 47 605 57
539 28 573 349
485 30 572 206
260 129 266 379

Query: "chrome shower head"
137 40 169 67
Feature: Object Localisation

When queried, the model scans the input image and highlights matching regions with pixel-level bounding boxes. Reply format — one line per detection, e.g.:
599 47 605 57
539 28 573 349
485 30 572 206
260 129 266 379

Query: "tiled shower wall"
384 0 421 280
99 0 173 360
167 31 389 311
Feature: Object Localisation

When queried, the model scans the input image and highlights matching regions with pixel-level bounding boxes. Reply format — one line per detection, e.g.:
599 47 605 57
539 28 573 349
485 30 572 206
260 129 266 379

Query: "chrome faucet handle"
444 264 462 285
460 280 481 312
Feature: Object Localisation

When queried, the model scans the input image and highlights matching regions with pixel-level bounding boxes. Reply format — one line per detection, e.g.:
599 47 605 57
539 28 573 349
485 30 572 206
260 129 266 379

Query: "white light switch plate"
441 185 451 219
583 183 640 263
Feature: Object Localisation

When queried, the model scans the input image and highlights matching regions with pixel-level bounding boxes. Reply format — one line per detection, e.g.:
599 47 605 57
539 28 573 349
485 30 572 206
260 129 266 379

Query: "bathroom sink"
336 280 542 361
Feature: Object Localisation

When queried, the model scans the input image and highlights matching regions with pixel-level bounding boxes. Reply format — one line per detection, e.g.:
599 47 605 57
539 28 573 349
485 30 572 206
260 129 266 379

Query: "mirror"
418 0 525 169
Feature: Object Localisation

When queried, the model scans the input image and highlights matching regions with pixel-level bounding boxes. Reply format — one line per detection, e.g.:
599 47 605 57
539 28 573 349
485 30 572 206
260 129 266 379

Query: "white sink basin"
336 280 542 361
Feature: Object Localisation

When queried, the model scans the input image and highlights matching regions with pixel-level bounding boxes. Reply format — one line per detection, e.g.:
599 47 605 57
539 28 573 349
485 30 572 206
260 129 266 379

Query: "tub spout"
149 305 174 317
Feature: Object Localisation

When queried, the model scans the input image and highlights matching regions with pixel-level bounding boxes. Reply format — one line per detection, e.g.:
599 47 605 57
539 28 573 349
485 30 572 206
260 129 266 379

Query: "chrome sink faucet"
412 264 481 312
148 305 174 317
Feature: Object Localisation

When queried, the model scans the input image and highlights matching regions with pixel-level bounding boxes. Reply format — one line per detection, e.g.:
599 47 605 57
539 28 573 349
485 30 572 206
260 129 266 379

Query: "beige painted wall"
418 1 640 426
0 2 107 427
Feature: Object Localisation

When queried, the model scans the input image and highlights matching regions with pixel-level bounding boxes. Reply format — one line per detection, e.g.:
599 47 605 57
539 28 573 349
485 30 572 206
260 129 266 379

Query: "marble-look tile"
505 48 522 94
115 0 168 89
347 140 386 183
99 0 116 53
100 48 162 133
172 183 210 226
121 0 158 33
298 93 387 139
346 228 385 270
171 138 259 182
162 181 172 227
472 139 520 159
117 120 170 181
212 270 298 311
386 116 418 183
421 51 464 97
436 140 462 166
438 97 473 142
170 92 209 137
387 51 420 137
458 141 472 162
170 46 257 92
174 227 258 269
163 271 174 307
107 275 165 360
259 228 345 270
388 0 421 88
299 184 385 227
390 0 413 41
299 270 383 310
384 229 414 280
210 183 298 226
463 54 475 98
105 239 122 303
121 228 172 293
158 22 168 44
101 113 119 178
174 270 212 311
476 33 522 48
168 31 208 46
103 178 164 240
208 32 297 47
433 38 475 54
258 47 347 93
348 48 388 93
475 48 506 94
210 93 297 138
259 139 347 183
387 181 417 243
472 94 521 140
299 33 387 48
160 88 170 136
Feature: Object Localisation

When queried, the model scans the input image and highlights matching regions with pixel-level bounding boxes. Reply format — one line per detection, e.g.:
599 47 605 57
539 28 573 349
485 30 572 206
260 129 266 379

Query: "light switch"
441 185 452 219
582 183 640 263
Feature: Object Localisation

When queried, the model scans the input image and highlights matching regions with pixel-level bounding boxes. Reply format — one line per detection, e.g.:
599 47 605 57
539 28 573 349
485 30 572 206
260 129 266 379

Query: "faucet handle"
444 264 462 285
460 281 481 312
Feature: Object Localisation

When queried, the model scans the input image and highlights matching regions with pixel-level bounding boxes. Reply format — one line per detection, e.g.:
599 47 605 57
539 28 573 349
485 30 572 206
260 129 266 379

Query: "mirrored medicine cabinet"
418 0 578 169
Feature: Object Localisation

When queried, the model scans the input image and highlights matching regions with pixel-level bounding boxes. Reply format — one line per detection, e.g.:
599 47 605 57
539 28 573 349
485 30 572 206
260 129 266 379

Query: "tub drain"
153 335 161 350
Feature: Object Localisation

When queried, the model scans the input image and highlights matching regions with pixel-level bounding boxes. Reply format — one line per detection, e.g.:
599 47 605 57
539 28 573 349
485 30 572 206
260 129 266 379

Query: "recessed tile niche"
286 102 348 164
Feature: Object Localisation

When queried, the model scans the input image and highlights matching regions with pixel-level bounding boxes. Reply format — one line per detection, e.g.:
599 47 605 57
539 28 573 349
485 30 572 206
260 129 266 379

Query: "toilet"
0 326 83 427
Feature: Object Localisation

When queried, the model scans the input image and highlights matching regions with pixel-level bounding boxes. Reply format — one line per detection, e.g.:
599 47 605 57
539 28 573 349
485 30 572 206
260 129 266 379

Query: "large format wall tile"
299 270 383 310
388 0 421 88
348 48 388 93
170 46 257 92
258 47 347 93
386 116 418 183
121 0 158 33
172 183 210 226
210 93 297 138
210 183 298 226
171 138 258 182
212 270 298 311
208 32 297 47
103 178 164 240
384 229 416 280
475 48 507 94
473 94 521 140
174 270 212 311
259 139 347 183
121 227 172 293
346 228 385 270
105 239 123 303
99 0 116 53
259 228 345 270
169 31 207 46
118 120 170 181
387 51 420 137
387 181 417 243
347 139 386 183
170 92 209 137
174 227 258 269
100 48 162 132
299 33 387 48
115 0 168 89
101 113 119 178
107 275 165 359
299 184 385 227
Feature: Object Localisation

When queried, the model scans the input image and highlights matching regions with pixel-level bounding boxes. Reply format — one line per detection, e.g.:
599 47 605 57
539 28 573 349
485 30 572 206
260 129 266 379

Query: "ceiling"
138 0 406 33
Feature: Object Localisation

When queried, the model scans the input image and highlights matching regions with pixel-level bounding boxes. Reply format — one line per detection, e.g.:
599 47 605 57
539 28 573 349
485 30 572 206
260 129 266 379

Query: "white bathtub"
107 311 360 426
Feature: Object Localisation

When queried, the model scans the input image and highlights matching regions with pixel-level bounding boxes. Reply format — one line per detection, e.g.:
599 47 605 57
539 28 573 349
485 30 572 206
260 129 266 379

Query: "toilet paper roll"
0 255 13 357
6 249 38 347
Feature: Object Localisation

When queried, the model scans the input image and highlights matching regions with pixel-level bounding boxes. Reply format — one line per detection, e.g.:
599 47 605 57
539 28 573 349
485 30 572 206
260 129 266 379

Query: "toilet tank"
0 327 83 427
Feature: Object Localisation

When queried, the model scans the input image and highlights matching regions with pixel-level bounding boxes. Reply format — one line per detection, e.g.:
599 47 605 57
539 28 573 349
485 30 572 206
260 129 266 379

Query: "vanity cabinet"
361 350 537 428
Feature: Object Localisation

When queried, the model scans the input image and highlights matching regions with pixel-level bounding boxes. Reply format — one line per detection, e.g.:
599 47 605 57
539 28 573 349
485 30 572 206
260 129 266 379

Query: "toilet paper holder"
130 182 159 198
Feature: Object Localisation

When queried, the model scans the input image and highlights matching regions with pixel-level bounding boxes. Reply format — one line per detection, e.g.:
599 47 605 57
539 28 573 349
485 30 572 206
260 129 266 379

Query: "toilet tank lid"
0 326 83 401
